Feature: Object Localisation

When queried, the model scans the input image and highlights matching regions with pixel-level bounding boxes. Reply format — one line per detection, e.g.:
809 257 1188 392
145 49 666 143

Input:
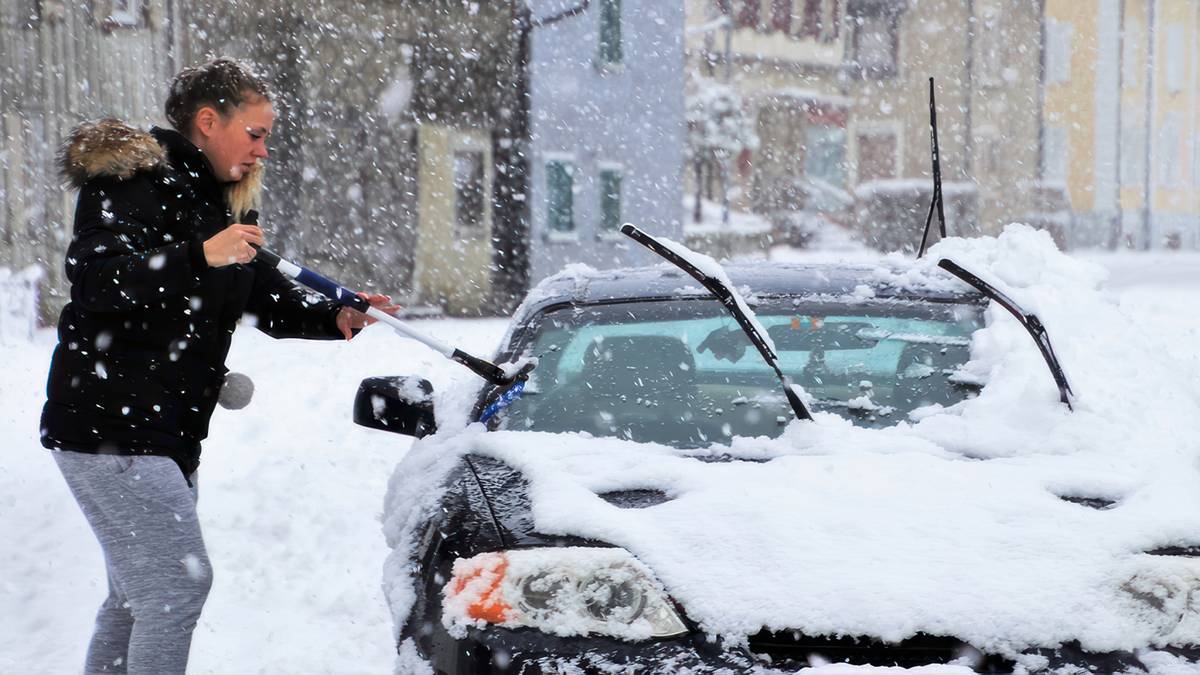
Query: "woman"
41 58 394 673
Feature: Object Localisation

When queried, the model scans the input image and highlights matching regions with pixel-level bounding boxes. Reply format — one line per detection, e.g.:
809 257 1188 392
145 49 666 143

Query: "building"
185 0 686 314
685 0 850 232
1044 0 1200 250
687 0 1200 253
526 0 686 285
1 0 179 321
3 0 685 322
847 0 1043 248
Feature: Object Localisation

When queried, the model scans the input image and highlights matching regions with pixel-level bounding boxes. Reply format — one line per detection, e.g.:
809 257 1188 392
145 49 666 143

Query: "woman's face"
192 95 274 183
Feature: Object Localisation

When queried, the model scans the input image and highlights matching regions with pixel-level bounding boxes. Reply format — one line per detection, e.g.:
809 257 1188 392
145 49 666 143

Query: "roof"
515 261 983 324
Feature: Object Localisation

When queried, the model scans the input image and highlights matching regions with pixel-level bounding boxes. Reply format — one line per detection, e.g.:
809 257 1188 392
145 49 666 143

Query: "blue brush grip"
479 380 526 423
295 267 371 312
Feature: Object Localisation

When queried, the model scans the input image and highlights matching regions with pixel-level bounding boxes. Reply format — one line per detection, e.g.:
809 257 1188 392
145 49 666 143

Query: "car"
363 230 1200 674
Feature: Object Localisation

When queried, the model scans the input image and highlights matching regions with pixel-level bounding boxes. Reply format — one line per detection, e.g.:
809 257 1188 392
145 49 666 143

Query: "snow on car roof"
514 256 983 317
384 225 1200 663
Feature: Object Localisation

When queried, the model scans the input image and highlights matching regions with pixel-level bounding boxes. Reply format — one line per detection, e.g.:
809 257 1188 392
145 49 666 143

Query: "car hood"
460 427 1200 654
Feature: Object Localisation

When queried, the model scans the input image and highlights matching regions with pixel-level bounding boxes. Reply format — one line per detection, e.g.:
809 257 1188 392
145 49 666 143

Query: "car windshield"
494 297 984 447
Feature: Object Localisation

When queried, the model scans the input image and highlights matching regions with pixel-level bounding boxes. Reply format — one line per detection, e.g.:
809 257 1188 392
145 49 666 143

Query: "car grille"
746 631 1016 672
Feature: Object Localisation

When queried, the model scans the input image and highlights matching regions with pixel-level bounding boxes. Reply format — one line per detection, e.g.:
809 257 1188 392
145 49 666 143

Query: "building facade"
688 0 1199 252
1 0 178 320
4 0 686 320
526 0 686 283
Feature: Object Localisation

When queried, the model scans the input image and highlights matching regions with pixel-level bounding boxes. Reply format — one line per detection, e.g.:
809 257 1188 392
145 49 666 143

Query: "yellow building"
848 0 1043 239
684 0 849 218
1046 0 1200 249
685 0 1045 252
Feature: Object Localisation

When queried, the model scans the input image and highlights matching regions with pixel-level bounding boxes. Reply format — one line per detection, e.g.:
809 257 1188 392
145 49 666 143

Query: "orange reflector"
447 553 512 623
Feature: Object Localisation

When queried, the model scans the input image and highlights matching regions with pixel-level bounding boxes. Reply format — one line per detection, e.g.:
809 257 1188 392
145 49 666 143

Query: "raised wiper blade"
937 258 1074 410
621 224 814 422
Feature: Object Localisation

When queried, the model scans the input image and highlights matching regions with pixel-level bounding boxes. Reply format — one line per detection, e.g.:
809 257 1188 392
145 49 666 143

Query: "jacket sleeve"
66 175 208 313
243 262 347 340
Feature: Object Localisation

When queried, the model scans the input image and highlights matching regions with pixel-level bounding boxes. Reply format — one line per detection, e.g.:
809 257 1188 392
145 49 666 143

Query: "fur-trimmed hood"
58 118 262 219
59 118 166 188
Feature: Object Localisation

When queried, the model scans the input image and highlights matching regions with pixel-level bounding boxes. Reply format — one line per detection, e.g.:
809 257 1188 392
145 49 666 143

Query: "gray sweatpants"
53 451 212 675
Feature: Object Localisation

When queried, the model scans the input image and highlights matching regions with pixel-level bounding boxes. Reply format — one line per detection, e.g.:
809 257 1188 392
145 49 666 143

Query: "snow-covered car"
369 227 1200 674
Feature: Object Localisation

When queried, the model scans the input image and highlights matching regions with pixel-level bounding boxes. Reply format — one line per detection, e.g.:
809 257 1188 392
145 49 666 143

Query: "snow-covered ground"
0 318 506 674
2 243 1198 673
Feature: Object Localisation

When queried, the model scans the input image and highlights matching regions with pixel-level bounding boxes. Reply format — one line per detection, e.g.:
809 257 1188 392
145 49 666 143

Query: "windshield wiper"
621 224 814 422
937 258 1075 410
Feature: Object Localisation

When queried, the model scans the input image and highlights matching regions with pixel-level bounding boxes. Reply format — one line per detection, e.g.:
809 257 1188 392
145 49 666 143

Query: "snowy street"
1 250 1197 674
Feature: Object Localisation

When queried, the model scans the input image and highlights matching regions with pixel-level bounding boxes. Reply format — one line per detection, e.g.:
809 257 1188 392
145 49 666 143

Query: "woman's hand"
337 292 401 340
203 223 264 267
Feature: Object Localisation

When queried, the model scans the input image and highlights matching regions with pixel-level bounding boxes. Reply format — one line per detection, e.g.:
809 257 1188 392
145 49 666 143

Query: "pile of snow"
683 197 774 236
0 265 43 343
382 225 1200 665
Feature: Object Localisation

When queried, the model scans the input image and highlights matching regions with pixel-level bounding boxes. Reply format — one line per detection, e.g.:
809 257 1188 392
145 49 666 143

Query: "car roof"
515 261 983 322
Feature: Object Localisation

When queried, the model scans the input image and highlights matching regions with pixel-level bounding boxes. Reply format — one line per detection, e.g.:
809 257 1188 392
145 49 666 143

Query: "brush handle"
242 210 371 313
240 212 526 387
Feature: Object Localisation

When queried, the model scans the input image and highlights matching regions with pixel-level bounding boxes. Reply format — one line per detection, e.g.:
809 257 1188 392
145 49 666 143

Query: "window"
732 0 760 30
851 13 899 77
599 166 622 233
976 9 1005 86
722 0 840 40
19 0 40 28
109 0 142 26
856 129 897 183
1120 124 1146 188
1042 126 1069 185
454 150 486 232
805 125 846 210
1158 113 1183 187
598 0 623 66
1122 20 1142 87
1166 25 1184 93
770 0 791 33
799 0 840 42
546 159 575 233
1045 20 1073 85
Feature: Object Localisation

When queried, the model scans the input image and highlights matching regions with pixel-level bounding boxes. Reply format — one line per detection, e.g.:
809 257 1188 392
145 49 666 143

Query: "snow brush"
242 211 532 387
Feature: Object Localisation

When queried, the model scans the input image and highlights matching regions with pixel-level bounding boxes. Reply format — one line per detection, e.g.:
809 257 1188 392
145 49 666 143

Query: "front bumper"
423 624 749 674
418 625 1200 674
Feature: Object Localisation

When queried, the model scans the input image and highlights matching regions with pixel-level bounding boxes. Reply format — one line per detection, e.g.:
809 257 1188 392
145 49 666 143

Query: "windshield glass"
494 297 983 447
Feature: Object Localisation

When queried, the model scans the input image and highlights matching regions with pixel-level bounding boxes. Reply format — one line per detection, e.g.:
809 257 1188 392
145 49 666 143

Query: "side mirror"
353 376 437 438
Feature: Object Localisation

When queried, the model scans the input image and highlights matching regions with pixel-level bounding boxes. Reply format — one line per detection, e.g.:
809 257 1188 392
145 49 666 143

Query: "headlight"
442 547 688 641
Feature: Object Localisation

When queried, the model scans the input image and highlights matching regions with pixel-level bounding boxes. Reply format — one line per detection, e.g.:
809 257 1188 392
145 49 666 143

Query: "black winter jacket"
41 120 344 475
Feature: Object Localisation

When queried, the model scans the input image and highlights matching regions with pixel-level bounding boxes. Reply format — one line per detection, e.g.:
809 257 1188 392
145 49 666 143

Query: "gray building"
526 0 685 283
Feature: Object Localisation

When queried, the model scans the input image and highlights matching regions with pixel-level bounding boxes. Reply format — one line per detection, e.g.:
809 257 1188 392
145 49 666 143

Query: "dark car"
359 260 1196 674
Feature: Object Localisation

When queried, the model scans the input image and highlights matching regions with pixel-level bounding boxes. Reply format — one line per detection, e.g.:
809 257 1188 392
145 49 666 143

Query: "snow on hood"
383 225 1200 654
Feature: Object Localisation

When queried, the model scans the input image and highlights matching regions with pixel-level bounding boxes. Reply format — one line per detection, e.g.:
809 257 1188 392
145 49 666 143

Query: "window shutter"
801 0 821 38
599 0 623 65
1166 25 1184 93
1045 20 1073 85
599 169 622 232
770 0 791 33
736 0 760 30
547 160 575 233
1042 126 1069 185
